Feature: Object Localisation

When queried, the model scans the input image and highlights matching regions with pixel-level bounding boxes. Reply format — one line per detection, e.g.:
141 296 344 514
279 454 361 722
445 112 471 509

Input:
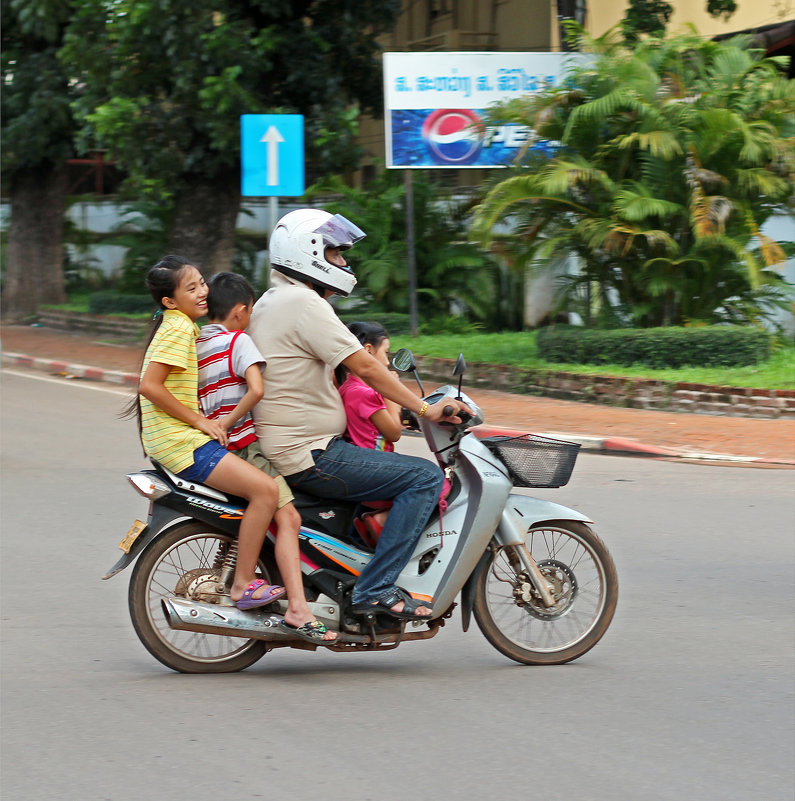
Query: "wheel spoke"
138 532 269 663
475 524 616 662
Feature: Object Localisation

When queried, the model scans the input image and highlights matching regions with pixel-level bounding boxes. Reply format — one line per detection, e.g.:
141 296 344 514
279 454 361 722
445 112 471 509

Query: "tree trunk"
3 165 68 320
167 172 241 274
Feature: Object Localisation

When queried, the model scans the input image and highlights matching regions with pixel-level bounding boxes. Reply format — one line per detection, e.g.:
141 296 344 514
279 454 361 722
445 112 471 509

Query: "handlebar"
444 405 473 423
403 403 473 431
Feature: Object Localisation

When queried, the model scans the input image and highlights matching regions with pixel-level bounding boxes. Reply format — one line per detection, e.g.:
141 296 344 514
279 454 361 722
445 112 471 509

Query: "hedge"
88 292 154 315
536 326 771 369
338 312 412 336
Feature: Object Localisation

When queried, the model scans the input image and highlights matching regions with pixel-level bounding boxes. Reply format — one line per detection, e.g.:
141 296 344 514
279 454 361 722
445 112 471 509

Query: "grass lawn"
42 301 794 390
390 332 795 390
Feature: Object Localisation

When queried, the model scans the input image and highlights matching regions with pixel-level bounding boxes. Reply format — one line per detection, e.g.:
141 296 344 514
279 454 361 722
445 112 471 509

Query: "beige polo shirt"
248 272 363 476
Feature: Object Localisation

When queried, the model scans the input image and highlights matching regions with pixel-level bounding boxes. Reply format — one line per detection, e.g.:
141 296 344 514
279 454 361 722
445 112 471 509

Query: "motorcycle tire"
472 520 618 666
129 522 272 673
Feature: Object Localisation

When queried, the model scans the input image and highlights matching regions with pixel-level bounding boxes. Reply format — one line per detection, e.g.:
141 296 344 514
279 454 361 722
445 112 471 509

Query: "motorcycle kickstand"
358 611 404 648
358 612 380 647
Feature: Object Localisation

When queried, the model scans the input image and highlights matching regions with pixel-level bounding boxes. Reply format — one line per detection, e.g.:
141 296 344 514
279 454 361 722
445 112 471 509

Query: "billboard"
383 51 583 169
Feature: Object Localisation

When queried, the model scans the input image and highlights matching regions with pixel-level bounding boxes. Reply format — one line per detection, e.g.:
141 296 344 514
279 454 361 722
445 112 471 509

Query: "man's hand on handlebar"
424 399 473 424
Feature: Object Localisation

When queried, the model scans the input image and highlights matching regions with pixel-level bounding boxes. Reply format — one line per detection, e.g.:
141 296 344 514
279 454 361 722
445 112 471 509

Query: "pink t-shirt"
339 374 394 452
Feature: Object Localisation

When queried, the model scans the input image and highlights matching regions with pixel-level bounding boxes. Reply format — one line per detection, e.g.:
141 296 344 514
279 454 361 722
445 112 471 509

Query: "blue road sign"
241 114 304 197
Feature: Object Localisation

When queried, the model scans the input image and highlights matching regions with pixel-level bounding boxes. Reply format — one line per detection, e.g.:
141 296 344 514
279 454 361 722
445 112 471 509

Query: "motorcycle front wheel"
473 520 618 666
129 523 271 673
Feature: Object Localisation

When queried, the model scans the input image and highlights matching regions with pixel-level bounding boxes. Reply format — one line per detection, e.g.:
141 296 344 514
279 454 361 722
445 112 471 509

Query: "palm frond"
563 88 645 140
612 185 683 221
615 130 683 160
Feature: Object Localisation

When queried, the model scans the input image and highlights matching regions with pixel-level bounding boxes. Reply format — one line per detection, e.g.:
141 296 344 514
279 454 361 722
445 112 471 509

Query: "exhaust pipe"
162 597 306 642
161 597 442 647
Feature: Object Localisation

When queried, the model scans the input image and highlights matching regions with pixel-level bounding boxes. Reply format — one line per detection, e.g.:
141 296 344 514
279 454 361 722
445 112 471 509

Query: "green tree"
472 27 795 328
622 0 673 45
60 0 401 273
1 0 74 318
308 171 496 327
622 0 737 45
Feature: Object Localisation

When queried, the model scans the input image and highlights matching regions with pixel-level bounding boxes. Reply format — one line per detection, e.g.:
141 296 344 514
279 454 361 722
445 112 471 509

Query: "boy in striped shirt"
197 272 296 512
196 271 307 561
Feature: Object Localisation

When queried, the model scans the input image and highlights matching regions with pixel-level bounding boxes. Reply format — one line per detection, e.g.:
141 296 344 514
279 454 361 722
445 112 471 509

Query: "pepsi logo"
421 109 484 165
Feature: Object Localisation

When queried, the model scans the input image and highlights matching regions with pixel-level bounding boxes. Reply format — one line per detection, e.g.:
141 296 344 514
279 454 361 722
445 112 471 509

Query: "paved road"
2 368 793 801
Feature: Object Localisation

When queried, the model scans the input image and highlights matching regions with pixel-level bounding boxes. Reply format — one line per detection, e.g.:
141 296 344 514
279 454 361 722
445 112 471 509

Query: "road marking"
2 368 130 395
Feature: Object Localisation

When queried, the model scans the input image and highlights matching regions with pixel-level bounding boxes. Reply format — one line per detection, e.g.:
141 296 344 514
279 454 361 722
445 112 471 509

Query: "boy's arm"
218 364 264 432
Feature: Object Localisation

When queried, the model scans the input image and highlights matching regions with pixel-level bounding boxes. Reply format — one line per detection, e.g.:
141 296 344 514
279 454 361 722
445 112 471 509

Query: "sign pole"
404 170 419 337
267 196 279 289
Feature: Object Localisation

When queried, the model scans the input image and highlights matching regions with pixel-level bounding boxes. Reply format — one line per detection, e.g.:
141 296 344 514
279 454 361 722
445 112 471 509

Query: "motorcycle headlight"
126 472 171 500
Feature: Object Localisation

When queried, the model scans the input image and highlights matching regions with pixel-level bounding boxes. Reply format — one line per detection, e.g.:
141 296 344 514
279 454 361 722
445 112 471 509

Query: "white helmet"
269 209 366 297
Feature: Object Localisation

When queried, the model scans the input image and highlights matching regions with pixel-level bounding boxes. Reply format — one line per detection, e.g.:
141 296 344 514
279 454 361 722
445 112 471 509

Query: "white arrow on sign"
261 126 286 186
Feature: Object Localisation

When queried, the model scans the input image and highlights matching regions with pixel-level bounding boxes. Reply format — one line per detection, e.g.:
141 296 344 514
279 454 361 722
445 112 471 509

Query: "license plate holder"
119 520 147 553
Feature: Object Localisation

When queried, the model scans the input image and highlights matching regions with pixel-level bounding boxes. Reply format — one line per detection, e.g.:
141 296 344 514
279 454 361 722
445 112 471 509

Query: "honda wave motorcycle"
105 350 617 673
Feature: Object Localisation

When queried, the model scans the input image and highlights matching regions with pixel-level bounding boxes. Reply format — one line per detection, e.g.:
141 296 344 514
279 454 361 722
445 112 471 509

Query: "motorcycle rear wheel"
473 520 618 666
129 523 271 673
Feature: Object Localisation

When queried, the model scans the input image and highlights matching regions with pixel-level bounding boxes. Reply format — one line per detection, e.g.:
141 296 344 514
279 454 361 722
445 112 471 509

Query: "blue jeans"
285 438 443 606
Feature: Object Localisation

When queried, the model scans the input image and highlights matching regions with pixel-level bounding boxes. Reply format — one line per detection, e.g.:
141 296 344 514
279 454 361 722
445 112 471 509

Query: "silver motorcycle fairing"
494 495 593 546
387 433 513 615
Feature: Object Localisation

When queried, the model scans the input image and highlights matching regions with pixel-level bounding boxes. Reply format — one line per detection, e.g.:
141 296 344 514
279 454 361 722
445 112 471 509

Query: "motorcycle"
105 349 618 673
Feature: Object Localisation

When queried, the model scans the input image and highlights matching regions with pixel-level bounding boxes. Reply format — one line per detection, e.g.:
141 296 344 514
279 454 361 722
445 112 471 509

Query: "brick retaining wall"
37 310 146 339
413 356 795 419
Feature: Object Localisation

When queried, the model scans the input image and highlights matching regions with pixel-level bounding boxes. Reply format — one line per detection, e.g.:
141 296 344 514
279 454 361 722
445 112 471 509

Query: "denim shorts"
176 440 229 483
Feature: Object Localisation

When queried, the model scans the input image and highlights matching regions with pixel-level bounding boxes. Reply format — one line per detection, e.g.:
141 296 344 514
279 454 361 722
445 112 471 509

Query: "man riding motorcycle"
247 209 470 621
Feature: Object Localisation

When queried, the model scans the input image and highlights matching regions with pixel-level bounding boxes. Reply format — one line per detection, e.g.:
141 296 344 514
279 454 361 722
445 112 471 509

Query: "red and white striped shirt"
196 324 265 451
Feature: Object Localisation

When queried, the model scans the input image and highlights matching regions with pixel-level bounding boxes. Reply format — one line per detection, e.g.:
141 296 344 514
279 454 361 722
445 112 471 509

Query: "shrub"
338 312 412 336
536 326 770 368
419 315 484 336
88 292 153 315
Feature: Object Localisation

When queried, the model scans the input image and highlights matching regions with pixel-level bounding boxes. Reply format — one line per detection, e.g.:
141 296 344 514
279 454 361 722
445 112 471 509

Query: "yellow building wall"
587 1 793 39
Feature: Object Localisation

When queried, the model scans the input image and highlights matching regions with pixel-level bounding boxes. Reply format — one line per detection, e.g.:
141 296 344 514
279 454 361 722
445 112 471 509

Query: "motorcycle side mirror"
392 348 416 373
392 348 425 395
453 353 466 399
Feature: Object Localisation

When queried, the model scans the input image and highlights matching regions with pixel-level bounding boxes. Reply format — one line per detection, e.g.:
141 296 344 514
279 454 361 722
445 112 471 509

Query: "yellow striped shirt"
140 310 211 473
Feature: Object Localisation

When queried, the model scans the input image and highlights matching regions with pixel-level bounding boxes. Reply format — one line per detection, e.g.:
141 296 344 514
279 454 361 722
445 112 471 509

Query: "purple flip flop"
235 579 287 610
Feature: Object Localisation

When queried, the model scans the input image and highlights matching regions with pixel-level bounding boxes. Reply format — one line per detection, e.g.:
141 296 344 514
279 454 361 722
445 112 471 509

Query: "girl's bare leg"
273 503 336 641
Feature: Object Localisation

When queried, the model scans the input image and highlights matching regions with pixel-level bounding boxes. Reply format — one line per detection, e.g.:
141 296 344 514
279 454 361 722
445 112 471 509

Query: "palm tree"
472 26 795 328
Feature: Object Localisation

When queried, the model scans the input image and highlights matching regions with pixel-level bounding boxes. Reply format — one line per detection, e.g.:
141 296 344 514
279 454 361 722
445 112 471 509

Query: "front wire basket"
482 434 581 488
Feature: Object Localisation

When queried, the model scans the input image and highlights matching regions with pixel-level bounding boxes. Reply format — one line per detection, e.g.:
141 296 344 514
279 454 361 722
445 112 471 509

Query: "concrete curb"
5 350 793 468
472 426 795 468
3 352 139 387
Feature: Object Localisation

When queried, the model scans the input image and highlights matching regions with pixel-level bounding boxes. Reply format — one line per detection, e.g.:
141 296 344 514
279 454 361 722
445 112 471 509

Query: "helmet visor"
314 214 366 252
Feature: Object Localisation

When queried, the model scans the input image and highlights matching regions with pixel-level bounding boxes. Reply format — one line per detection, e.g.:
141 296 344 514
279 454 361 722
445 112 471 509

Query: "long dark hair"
335 321 389 385
123 255 196 444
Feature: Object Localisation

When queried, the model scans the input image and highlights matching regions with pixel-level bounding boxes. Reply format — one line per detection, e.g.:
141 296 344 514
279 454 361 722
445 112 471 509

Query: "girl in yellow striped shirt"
131 256 336 642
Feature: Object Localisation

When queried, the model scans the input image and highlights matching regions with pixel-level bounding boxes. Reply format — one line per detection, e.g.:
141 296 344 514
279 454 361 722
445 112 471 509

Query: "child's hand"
197 416 229 447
